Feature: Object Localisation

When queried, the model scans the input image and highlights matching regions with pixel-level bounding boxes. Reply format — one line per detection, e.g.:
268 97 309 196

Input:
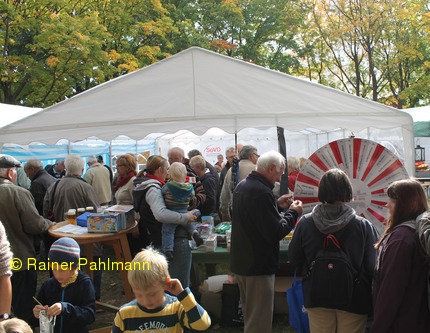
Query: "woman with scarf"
113 154 137 205
133 155 197 287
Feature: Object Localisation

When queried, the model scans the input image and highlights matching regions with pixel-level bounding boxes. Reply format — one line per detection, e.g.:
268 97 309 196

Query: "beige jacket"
84 162 112 205
219 159 256 221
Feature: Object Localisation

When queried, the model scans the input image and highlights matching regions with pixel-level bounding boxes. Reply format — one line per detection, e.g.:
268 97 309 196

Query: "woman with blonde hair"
133 155 196 288
372 179 430 332
114 154 137 205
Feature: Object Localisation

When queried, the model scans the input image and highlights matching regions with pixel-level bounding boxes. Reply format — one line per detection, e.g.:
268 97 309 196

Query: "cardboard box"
105 205 134 229
201 291 222 323
87 213 123 233
279 234 292 249
77 212 92 227
199 234 217 252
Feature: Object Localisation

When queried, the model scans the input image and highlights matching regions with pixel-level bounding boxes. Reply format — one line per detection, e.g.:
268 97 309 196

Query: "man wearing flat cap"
0 154 53 323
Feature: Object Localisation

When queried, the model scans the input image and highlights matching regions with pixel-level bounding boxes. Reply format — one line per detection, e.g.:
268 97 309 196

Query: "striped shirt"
112 288 210 333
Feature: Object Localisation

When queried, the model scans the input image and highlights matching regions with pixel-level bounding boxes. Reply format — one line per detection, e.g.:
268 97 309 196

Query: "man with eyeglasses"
0 154 53 323
45 159 65 179
219 145 259 221
219 146 236 192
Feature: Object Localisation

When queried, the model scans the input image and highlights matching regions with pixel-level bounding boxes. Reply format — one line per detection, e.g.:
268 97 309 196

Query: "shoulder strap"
230 158 240 192
324 234 342 250
417 211 430 257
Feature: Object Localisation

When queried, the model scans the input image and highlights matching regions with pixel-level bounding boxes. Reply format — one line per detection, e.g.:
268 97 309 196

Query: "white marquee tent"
0 47 414 174
0 103 42 128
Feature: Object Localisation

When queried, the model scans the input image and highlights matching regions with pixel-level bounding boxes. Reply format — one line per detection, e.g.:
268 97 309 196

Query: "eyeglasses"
117 164 125 167
253 153 260 158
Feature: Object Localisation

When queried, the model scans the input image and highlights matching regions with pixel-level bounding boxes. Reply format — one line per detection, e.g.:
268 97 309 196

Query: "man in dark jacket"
24 159 56 215
45 159 65 179
219 146 236 191
24 159 57 261
189 155 219 220
230 151 303 333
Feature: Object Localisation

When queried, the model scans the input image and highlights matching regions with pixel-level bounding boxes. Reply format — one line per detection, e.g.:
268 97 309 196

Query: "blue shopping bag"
286 271 310 333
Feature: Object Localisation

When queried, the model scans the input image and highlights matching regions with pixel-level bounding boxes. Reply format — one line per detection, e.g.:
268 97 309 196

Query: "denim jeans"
169 238 191 288
162 223 177 252
162 224 196 252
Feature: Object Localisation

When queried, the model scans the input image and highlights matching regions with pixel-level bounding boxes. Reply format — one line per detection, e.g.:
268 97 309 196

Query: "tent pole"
277 126 289 195
234 132 237 150
109 140 112 166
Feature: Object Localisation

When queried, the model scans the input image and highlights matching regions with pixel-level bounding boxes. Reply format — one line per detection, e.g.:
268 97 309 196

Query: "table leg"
84 244 94 281
110 236 134 301
190 263 201 288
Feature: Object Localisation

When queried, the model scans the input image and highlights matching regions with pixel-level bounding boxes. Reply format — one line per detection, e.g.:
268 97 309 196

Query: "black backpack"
307 233 356 309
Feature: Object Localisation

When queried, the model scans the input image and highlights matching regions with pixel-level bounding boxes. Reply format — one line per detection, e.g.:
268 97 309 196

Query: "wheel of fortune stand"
293 137 410 235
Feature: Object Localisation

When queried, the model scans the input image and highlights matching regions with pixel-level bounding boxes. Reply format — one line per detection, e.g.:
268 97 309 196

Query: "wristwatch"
0 313 10 320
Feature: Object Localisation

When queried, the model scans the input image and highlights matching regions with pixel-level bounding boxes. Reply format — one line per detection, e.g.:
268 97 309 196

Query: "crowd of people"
0 144 429 333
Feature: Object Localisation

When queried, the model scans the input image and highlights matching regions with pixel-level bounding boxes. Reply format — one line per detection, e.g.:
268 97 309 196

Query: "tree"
0 0 177 106
191 0 304 72
299 0 430 107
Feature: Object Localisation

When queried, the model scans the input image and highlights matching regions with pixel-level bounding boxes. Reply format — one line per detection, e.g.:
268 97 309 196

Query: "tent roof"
0 46 412 146
0 103 42 128
403 105 430 122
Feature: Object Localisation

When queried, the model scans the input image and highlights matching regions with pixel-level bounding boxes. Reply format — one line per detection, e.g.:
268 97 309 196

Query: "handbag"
286 270 310 333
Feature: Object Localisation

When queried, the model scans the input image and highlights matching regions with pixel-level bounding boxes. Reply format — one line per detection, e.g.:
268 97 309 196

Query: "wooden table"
49 221 137 301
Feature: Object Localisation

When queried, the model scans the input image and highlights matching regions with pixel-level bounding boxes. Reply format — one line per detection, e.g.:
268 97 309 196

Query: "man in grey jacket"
0 154 53 323
43 154 102 299
219 145 259 221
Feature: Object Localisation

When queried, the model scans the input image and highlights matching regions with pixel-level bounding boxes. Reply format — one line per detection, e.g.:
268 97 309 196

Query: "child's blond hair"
127 247 169 290
168 162 187 183
0 318 33 333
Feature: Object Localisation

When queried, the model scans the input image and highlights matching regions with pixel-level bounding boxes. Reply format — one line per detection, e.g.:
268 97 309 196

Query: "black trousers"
11 269 37 323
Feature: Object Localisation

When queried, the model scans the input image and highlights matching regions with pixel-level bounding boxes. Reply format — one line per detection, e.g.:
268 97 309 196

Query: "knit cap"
48 237 80 266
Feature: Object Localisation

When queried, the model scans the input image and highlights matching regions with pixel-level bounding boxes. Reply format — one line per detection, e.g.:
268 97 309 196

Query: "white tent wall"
2 136 157 171
156 126 407 168
0 47 414 175
1 126 410 173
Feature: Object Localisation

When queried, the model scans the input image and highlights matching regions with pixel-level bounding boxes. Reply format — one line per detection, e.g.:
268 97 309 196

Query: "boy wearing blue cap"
33 237 96 333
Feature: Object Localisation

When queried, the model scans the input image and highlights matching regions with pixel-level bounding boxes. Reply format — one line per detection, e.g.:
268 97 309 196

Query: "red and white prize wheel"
294 138 409 234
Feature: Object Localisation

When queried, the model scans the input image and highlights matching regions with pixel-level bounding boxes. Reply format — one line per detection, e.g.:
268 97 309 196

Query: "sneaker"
192 231 204 247
164 250 174 260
